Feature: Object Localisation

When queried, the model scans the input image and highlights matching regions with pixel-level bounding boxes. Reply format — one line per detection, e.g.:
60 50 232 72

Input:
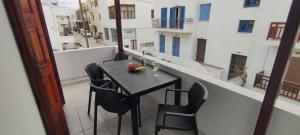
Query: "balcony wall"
54 46 300 135
54 46 116 81
124 48 300 135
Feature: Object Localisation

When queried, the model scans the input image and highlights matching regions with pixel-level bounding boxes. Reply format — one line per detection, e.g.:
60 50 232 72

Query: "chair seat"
156 104 195 131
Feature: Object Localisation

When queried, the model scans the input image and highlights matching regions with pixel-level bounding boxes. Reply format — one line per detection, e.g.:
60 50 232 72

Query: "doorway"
285 57 300 84
196 39 207 63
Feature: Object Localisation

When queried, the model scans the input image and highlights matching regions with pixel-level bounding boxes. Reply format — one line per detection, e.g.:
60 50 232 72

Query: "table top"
99 59 180 96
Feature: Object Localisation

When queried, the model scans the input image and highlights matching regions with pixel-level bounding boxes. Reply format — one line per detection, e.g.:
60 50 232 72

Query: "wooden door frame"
4 0 66 134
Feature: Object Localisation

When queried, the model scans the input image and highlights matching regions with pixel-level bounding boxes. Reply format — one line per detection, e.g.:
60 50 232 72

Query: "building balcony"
53 46 300 135
266 22 300 48
152 18 194 33
254 71 300 101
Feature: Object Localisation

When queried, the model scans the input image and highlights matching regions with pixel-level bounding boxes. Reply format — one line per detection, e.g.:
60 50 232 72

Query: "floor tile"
65 108 80 123
85 124 112 135
67 119 83 135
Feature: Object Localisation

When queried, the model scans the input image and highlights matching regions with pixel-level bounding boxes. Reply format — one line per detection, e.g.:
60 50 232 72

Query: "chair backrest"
85 63 104 81
94 87 122 113
187 82 208 113
114 52 128 61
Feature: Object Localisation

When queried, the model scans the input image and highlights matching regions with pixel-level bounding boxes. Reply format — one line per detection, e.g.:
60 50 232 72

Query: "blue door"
179 6 185 29
172 37 180 57
169 7 175 28
159 35 165 53
161 8 167 28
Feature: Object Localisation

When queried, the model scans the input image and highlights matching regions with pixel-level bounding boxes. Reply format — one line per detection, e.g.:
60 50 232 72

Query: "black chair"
102 52 142 126
102 52 128 63
155 82 208 135
90 82 139 135
85 63 111 116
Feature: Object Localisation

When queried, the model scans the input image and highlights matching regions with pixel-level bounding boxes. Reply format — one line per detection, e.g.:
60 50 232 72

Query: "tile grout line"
70 87 86 135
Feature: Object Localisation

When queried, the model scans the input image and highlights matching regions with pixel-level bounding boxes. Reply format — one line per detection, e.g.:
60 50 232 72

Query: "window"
111 28 117 42
199 4 211 21
151 9 154 19
172 37 180 57
104 28 109 40
108 5 135 19
141 42 154 48
228 54 247 80
244 0 260 7
159 35 165 53
123 29 136 39
108 6 116 19
238 20 255 33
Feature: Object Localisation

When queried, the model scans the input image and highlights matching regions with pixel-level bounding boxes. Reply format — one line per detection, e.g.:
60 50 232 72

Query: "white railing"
152 18 193 29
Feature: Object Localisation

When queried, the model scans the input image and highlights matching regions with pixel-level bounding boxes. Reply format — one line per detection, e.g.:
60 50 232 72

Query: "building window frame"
244 0 260 8
108 5 135 19
238 20 255 33
199 3 211 21
104 28 109 40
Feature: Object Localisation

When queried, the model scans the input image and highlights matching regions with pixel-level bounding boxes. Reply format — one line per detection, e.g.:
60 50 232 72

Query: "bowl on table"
128 63 146 73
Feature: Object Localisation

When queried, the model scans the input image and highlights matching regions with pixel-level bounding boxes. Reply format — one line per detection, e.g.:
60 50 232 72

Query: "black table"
99 59 181 135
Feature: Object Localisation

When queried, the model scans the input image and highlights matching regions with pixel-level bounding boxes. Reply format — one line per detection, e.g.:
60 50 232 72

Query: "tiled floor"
63 81 198 135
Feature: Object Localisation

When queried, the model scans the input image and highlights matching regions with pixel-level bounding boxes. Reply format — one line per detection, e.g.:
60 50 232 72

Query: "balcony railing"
267 22 300 41
152 18 193 29
254 71 300 101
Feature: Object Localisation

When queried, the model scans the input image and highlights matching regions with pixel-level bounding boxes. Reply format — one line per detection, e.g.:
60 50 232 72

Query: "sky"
55 0 86 9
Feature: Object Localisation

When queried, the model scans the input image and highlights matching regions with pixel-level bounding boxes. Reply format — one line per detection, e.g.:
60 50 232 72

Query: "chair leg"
87 90 92 116
138 103 142 127
155 126 159 135
94 104 98 135
194 119 198 135
117 115 122 135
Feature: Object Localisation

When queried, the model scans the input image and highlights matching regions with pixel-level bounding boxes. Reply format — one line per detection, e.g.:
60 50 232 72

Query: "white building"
152 0 299 88
41 0 77 51
97 0 155 51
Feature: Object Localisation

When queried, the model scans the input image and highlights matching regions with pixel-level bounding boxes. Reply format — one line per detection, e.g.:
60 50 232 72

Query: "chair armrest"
91 79 110 83
89 82 112 91
102 59 114 63
162 112 195 128
165 89 188 104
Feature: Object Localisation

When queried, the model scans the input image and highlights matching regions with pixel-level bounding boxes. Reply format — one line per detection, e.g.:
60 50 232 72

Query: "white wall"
42 5 63 51
54 46 115 81
0 2 46 135
125 49 300 135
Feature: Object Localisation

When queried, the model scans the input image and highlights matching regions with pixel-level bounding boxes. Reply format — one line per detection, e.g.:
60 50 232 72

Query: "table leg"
130 96 139 135
174 78 182 105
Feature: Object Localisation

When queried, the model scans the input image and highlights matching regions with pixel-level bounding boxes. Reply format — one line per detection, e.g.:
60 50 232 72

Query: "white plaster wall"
0 2 46 134
196 0 292 88
99 0 155 48
42 5 63 50
54 46 115 81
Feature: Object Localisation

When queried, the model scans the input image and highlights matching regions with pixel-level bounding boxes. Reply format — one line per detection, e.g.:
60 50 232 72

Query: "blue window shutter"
199 4 211 21
172 37 180 57
179 6 185 29
161 8 167 28
169 7 175 28
159 35 165 53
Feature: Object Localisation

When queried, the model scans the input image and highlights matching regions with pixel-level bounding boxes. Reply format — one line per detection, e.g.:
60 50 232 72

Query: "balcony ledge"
265 39 300 49
154 28 193 34
125 48 300 117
